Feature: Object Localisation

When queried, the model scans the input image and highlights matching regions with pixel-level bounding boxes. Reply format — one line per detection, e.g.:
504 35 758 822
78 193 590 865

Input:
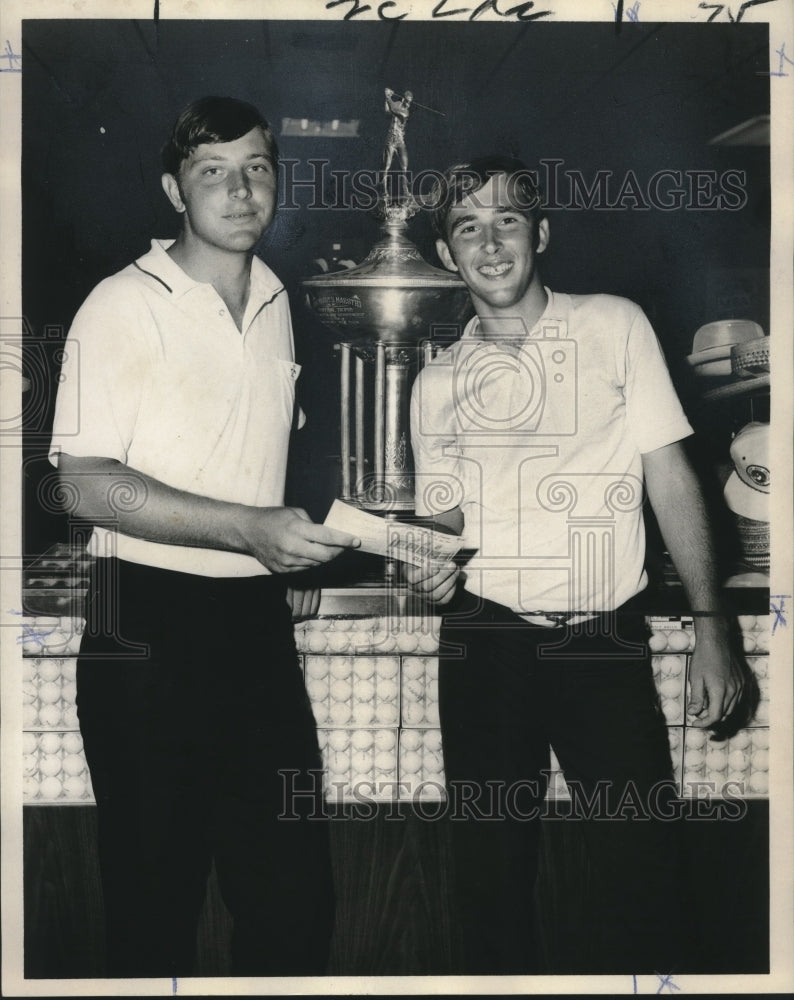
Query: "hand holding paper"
323 499 466 567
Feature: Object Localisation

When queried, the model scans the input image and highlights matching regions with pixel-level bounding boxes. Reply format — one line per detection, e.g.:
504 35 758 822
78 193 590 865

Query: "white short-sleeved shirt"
411 289 693 614
49 239 302 577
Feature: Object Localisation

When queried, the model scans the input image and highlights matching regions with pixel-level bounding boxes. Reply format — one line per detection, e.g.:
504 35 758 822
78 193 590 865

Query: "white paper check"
324 499 467 567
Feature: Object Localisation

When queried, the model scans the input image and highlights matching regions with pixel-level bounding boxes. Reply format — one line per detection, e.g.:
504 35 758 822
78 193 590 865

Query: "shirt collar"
462 286 561 344
134 239 284 307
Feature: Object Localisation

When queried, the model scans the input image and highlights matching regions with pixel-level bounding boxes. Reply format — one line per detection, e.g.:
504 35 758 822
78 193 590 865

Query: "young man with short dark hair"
406 156 745 974
49 96 358 977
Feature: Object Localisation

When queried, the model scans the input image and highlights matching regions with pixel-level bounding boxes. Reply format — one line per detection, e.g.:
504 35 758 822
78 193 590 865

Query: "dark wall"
21 18 770 552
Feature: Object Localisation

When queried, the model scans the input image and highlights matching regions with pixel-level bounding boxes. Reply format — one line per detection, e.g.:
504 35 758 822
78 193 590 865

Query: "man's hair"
430 155 546 241
161 96 278 176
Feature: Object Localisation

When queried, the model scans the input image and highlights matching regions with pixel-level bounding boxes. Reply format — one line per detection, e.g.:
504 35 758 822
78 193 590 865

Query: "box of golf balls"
19 613 771 804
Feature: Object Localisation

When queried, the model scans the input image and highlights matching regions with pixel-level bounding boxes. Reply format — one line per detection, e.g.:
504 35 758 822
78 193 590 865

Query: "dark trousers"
76 558 334 978
439 592 683 975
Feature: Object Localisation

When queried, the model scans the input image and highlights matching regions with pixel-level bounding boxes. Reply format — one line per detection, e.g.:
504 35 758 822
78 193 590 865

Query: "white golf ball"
61 659 77 681
378 658 399 679
330 701 351 725
330 679 352 703
39 704 63 728
39 732 62 754
40 753 62 777
752 748 769 771
63 775 87 798
668 631 690 652
23 704 39 728
352 702 375 726
23 776 41 799
22 732 38 755
402 702 425 726
62 681 77 705
40 776 63 799
62 753 85 777
375 750 396 772
752 730 769 750
731 730 750 750
418 633 438 653
402 657 423 680
330 658 352 679
353 657 375 679
39 681 62 705
351 729 373 751
22 660 36 682
648 632 666 652
306 678 328 702
38 659 62 682
327 631 350 653
327 730 350 752
307 631 328 653
400 729 421 751
686 729 707 750
727 750 747 771
377 702 398 725
374 730 396 752
402 750 422 774
423 730 443 752
352 751 372 776
749 771 768 794
305 657 328 680
396 631 419 653
354 679 375 703
378 678 399 701
750 657 767 678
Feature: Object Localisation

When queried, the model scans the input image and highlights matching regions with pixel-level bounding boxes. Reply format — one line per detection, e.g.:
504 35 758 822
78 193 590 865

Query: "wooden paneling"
22 802 769 979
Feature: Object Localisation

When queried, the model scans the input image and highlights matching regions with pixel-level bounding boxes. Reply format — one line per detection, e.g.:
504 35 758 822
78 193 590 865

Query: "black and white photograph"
1 0 792 995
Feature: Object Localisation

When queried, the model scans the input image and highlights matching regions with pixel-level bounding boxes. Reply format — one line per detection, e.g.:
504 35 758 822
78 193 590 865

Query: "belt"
518 611 600 629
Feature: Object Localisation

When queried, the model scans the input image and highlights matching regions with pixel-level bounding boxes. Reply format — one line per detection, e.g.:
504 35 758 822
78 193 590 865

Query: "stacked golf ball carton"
20 612 771 804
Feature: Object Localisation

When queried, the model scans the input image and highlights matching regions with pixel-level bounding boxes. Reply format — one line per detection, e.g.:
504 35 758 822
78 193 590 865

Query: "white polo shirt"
411 289 693 614
49 240 302 577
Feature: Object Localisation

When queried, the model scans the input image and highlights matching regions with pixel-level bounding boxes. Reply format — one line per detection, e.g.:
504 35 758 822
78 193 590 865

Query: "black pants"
76 558 334 978
439 592 683 975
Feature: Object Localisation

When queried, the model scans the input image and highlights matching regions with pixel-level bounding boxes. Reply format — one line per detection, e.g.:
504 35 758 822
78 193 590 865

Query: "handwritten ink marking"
633 974 638 993
326 0 373 17
698 0 776 22
770 595 789 634
612 0 640 23
434 0 470 14
326 0 553 19
758 40 794 76
0 39 22 73
378 0 410 16
172 976 177 994
655 973 681 995
9 610 57 649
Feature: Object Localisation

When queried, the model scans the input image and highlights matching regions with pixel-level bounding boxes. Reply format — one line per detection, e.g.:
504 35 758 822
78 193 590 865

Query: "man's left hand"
686 630 746 728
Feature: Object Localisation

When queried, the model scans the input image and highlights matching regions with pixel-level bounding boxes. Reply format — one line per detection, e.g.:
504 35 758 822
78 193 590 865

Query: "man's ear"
436 238 457 272
161 173 186 214
535 217 550 255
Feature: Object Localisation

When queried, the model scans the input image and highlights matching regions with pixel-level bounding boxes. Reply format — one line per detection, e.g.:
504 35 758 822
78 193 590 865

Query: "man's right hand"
403 561 460 605
240 506 360 574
